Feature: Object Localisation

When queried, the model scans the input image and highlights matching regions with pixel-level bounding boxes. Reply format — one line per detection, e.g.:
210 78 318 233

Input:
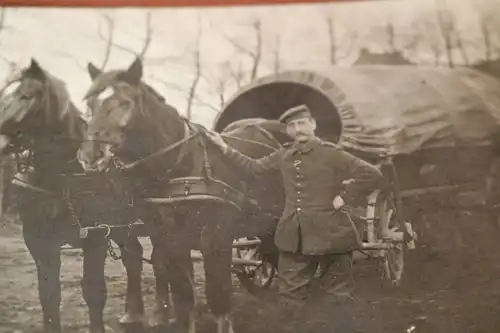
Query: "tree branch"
222 19 262 82
250 20 262 80
272 33 281 73
186 15 202 120
97 14 115 70
100 12 153 61
139 11 152 58
152 74 220 115
385 21 397 52
435 2 455 68
326 16 336 64
51 49 86 70
0 8 6 32
229 60 245 89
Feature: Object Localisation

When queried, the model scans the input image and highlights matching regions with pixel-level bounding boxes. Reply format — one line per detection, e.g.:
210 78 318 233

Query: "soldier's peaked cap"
278 104 312 124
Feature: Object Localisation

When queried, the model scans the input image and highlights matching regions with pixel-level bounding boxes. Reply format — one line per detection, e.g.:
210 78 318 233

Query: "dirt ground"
1 207 500 333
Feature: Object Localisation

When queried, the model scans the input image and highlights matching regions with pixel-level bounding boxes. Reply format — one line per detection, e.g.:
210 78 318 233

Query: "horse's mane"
142 83 165 103
0 67 85 141
42 71 86 140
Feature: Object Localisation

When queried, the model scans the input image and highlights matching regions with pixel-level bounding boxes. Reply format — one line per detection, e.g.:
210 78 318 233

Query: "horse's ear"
119 56 143 86
28 58 46 81
87 63 102 81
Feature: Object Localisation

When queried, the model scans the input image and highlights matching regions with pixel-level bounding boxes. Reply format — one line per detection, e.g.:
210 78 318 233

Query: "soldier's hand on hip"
332 195 345 210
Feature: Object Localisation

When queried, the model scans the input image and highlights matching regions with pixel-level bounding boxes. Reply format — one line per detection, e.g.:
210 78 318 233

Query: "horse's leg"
81 236 108 333
114 235 145 325
149 234 172 327
163 239 196 333
200 223 235 333
23 225 62 333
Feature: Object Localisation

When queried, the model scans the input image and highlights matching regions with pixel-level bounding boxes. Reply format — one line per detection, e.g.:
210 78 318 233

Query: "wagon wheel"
233 237 277 291
375 160 416 287
377 196 405 286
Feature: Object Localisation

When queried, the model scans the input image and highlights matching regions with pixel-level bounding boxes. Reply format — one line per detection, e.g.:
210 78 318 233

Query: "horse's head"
78 57 147 172
0 58 72 154
78 57 180 174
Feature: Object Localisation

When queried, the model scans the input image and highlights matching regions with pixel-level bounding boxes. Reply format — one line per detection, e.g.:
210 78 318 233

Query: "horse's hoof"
118 312 144 325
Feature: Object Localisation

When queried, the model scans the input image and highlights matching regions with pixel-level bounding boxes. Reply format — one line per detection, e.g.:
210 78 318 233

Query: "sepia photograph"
0 0 499 332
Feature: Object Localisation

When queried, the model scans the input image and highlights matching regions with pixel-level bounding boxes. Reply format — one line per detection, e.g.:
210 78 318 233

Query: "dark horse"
77 57 285 333
0 59 170 333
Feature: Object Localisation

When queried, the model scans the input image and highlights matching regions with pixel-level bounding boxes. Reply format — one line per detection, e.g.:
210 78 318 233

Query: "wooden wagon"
209 64 500 289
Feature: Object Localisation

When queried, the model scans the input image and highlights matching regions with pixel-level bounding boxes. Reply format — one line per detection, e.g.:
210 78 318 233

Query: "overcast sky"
0 0 494 127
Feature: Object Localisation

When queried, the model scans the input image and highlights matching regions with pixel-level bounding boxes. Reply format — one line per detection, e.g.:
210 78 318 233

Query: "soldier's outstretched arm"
340 150 386 206
223 146 282 176
205 130 282 176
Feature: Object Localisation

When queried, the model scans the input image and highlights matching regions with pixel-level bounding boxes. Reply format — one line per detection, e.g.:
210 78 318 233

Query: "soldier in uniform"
206 104 385 329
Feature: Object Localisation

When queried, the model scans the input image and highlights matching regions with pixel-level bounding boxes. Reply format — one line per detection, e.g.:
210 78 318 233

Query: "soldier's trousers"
276 251 356 332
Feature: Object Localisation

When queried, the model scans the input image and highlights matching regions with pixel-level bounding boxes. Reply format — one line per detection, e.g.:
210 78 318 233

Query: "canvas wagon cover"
214 65 500 156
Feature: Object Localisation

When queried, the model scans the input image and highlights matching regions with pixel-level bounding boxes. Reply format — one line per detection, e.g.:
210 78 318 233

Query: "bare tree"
0 8 18 91
272 34 281 73
479 14 495 62
203 61 234 112
108 12 152 60
455 33 470 65
228 60 245 89
400 12 441 65
0 8 14 72
224 19 262 82
97 14 115 70
0 8 6 34
151 73 221 115
475 1 500 63
97 12 177 67
434 0 473 67
386 21 396 52
435 8 455 67
186 15 202 120
326 14 357 64
150 17 211 118
423 22 443 66
326 17 336 64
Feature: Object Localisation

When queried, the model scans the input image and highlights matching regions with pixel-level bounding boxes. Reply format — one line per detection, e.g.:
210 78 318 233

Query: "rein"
110 119 281 173
116 118 198 171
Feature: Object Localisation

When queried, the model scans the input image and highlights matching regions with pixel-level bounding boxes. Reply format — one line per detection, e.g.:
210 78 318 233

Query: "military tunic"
222 136 385 255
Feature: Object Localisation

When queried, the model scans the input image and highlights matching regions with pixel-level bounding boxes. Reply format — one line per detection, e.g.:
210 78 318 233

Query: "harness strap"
174 119 191 166
12 176 56 196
